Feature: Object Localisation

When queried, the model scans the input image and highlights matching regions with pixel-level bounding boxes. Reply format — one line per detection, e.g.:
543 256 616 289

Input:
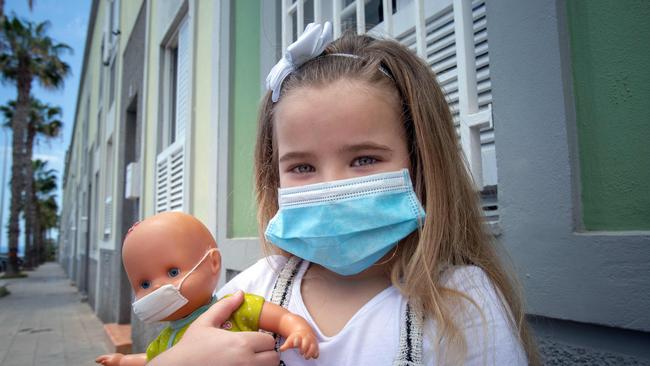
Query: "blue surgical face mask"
264 169 425 276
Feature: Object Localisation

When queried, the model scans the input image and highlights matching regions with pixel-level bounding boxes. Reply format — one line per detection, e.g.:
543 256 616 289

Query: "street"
0 263 108 365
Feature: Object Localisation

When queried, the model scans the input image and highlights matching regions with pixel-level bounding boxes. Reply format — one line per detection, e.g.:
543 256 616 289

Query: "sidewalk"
0 263 108 366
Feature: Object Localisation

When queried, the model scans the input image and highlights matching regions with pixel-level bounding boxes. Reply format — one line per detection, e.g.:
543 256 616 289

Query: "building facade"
59 0 649 363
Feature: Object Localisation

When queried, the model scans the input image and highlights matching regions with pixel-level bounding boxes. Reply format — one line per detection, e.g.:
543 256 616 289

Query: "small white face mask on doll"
131 249 216 323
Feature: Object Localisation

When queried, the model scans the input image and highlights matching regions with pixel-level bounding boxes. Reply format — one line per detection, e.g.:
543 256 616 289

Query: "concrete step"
103 323 133 354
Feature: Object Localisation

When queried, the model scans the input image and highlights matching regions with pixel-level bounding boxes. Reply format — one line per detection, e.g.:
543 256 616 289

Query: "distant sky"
0 0 91 254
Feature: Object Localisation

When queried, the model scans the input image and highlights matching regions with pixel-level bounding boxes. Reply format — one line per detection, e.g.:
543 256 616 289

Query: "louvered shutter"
155 153 169 213
155 141 185 213
104 196 113 236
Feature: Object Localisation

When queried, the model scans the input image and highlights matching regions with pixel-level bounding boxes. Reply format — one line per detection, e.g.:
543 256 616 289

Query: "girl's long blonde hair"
254 32 539 365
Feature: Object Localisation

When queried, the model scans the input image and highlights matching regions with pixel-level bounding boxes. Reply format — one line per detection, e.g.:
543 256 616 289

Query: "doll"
95 212 318 365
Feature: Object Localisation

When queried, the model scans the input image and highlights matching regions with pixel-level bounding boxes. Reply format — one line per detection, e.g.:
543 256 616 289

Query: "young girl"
152 22 539 365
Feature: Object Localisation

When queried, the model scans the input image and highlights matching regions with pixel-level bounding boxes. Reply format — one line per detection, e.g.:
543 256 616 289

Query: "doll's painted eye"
140 280 151 289
168 268 180 278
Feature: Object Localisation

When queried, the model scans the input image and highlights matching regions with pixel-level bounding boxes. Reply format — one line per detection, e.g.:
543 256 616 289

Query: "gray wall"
96 248 121 322
119 2 159 349
486 0 650 363
79 256 87 292
88 258 98 309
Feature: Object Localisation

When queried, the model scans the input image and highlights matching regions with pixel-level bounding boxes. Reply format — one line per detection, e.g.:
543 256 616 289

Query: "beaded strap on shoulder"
269 256 303 365
393 302 425 366
270 256 303 308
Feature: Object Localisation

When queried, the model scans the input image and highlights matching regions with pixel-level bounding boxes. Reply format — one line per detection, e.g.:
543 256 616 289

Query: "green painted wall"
229 0 260 237
567 0 650 230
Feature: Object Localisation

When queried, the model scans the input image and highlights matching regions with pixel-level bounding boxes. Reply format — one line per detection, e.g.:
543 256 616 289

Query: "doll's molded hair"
126 220 141 238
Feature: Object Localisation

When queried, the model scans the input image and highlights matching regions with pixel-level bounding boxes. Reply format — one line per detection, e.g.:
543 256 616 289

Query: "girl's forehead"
274 80 403 147
277 79 397 113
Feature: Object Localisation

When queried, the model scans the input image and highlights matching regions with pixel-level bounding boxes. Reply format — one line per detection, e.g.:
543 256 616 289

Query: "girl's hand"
147 291 280 366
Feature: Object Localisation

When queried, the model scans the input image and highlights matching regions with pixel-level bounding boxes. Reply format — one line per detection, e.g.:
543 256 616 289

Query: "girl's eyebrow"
279 151 316 163
279 142 393 163
339 142 394 154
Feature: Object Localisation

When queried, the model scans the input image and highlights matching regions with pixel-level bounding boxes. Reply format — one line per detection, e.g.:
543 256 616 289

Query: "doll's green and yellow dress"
146 293 265 361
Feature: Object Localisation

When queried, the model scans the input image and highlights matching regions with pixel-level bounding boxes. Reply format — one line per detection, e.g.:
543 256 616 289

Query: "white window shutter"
155 141 185 213
104 196 113 237
168 144 185 211
175 18 190 142
155 154 169 213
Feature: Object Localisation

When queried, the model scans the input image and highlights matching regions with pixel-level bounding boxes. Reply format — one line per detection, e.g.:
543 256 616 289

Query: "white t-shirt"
215 255 526 365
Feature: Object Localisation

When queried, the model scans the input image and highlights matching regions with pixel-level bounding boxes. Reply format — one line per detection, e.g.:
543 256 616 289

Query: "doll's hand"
95 353 124 366
279 328 319 360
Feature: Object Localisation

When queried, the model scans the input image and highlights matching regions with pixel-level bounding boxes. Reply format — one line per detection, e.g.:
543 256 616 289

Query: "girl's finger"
252 350 281 366
192 290 245 328
238 331 277 353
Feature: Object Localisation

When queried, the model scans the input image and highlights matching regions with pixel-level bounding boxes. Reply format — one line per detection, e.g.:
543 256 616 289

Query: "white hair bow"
266 22 333 102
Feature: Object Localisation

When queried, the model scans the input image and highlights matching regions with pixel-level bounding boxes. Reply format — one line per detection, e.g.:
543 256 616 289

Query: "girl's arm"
258 302 319 359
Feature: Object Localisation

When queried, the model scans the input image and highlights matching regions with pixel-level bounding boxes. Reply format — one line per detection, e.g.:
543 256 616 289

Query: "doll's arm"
95 353 147 366
258 302 319 359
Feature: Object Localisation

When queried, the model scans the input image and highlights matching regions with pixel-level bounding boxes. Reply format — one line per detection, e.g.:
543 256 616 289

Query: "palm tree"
32 159 58 264
26 102 61 266
0 99 62 268
0 15 70 276
0 1 33 24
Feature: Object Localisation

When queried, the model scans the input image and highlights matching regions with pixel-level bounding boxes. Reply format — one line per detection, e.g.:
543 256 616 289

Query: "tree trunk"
24 129 35 268
6 66 31 276
31 178 42 264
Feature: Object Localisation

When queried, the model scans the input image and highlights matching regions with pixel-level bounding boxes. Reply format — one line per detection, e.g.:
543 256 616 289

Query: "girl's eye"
140 280 151 290
168 268 180 278
352 156 378 167
290 164 315 174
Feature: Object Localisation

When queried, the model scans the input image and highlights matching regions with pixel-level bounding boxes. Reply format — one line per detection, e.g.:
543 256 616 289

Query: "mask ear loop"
373 243 399 267
177 248 219 290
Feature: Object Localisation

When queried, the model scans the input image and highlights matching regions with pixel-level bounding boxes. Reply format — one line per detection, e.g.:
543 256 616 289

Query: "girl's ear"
208 249 222 275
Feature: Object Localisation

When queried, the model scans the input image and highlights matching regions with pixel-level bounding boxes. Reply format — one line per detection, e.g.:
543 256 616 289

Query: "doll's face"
122 213 221 321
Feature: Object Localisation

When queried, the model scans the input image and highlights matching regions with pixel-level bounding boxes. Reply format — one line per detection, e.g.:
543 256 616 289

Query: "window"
103 0 119 108
155 16 191 213
91 170 99 252
96 108 102 147
108 57 116 107
99 38 105 106
82 98 90 171
103 139 114 238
